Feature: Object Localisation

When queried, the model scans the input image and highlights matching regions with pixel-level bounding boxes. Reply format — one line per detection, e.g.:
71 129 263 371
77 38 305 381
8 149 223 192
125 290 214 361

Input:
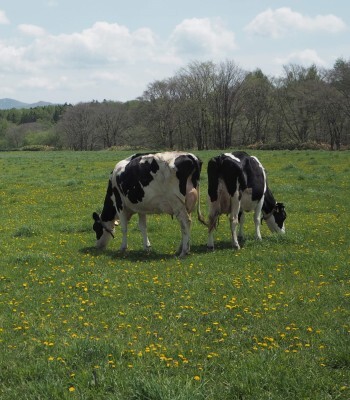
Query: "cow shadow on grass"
80 246 197 261
80 234 290 260
80 243 211 261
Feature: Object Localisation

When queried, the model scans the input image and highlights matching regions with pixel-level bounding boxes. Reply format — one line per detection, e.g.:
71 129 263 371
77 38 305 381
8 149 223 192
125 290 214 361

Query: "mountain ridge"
0 98 54 110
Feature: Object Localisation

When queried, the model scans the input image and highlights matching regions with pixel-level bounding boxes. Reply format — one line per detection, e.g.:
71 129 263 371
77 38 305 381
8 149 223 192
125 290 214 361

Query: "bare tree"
57 103 99 150
175 61 216 150
240 69 273 144
211 60 246 148
141 78 180 149
274 64 322 143
95 101 129 148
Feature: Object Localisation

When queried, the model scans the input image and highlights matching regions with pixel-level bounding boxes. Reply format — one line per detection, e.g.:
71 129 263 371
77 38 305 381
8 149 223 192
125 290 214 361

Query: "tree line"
1 58 349 151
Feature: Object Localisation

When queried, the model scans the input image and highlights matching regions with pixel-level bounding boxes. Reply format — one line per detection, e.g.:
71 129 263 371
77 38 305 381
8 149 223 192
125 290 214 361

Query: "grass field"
0 149 349 399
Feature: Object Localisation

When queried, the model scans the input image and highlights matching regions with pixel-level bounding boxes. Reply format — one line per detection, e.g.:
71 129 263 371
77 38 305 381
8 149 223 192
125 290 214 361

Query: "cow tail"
196 180 208 226
193 157 207 227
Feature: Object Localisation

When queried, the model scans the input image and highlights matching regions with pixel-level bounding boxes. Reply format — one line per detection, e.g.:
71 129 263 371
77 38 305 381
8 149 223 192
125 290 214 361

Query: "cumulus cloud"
0 10 9 24
0 21 172 101
1 18 237 77
45 22 158 65
0 21 159 74
245 7 347 38
18 24 46 37
169 17 237 58
275 49 327 67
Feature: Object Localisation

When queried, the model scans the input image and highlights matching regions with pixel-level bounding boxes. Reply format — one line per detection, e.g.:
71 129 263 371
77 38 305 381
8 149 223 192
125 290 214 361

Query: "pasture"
0 149 349 399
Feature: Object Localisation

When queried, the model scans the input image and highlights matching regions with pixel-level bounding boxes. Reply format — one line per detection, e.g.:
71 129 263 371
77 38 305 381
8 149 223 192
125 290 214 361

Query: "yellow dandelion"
68 386 75 392
194 375 201 381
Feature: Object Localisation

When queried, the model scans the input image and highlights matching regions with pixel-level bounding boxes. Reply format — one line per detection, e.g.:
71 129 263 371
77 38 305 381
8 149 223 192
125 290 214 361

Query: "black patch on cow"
208 155 247 202
175 155 201 196
93 179 117 239
262 186 276 215
117 156 160 204
273 202 287 229
92 212 104 240
113 186 123 212
101 179 118 222
207 157 221 202
233 151 264 201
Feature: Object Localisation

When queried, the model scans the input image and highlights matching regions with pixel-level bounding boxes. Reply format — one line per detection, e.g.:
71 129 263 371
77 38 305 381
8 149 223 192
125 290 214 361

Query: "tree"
175 61 216 150
274 64 322 143
141 78 180 149
57 103 99 150
211 60 246 148
95 101 129 148
240 69 273 144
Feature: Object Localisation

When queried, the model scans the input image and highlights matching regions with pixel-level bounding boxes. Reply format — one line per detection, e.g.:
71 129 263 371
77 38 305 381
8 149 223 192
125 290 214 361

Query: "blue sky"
0 0 349 104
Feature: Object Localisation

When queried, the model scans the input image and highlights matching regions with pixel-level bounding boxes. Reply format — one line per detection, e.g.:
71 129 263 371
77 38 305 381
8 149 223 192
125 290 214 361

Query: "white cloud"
169 17 237 58
0 21 173 102
18 24 46 37
0 18 237 79
275 49 327 67
0 10 9 24
245 7 347 38
40 22 158 65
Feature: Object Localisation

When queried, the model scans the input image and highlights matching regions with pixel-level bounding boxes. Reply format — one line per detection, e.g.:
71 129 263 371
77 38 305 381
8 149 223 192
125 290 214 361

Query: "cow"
207 151 286 250
92 152 205 257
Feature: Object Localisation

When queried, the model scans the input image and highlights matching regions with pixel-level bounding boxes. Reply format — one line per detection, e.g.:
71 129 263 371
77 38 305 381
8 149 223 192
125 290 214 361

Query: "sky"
0 0 349 105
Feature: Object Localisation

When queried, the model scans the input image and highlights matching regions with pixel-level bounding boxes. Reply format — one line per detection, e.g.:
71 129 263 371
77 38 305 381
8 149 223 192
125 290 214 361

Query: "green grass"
0 149 349 399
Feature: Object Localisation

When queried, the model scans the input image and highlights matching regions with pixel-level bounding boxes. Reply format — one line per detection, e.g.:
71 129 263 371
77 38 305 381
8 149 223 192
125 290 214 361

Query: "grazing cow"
93 152 205 257
207 151 286 250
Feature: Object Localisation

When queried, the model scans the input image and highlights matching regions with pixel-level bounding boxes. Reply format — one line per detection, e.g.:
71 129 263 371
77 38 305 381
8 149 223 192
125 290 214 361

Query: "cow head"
264 203 286 234
92 212 116 248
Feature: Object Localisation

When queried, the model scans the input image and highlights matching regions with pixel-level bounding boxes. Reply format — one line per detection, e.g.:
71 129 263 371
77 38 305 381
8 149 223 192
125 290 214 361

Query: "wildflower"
68 386 75 392
194 376 201 381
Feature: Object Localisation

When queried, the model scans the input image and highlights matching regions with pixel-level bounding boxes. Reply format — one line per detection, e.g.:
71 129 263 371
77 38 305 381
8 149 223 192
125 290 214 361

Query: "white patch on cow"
240 188 256 212
265 214 285 234
224 153 241 163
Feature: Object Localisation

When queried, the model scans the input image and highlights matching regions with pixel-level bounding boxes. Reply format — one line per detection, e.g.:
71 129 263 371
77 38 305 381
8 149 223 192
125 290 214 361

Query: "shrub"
20 145 56 151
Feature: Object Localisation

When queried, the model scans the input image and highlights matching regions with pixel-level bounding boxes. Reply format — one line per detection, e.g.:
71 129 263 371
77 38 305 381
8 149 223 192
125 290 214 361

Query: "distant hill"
0 98 54 110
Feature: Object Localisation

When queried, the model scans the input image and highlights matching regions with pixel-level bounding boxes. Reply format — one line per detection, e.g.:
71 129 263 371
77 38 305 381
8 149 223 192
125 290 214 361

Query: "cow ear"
92 212 100 222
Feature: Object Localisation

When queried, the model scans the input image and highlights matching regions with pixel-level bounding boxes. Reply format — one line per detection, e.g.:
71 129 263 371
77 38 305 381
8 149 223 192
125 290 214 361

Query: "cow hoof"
175 248 189 258
206 246 214 252
232 244 240 250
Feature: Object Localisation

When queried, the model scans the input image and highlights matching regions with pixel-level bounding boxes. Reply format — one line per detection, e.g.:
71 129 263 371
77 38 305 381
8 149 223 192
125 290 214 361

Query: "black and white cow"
207 151 286 250
93 152 205 257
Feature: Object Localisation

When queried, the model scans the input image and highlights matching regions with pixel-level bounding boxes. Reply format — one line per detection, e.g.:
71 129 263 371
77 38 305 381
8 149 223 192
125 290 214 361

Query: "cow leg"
207 210 219 250
238 210 245 241
176 210 191 257
119 211 132 251
229 194 240 249
254 197 264 240
138 213 151 251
